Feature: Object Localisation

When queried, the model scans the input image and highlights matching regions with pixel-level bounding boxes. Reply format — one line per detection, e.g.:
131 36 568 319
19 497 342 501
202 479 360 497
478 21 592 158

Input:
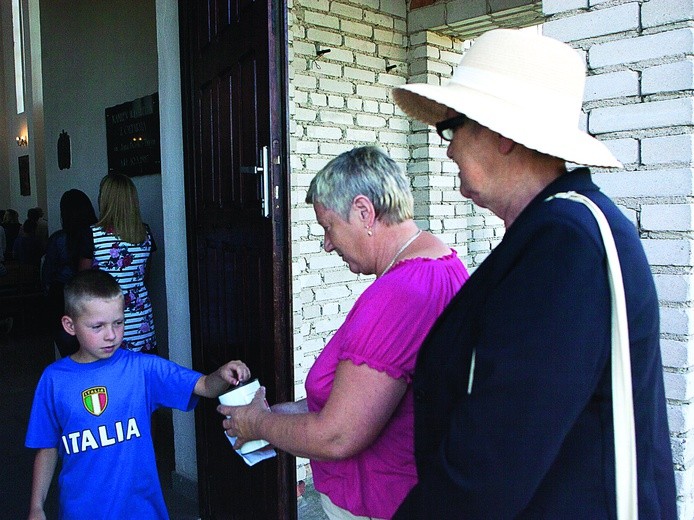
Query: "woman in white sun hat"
391 28 676 519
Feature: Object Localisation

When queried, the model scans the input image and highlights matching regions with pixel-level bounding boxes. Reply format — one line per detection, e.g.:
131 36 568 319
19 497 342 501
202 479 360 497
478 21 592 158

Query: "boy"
26 270 250 519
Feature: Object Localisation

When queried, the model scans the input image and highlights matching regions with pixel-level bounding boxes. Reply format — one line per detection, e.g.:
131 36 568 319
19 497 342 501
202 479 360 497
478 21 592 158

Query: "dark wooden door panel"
194 233 278 520
196 231 272 369
179 0 294 518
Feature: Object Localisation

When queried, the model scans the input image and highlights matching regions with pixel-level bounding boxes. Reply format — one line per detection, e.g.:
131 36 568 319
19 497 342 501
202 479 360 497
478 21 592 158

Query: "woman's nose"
323 236 333 252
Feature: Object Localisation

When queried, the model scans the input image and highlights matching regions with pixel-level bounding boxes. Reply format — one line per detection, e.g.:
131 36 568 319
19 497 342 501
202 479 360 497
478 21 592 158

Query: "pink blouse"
306 250 469 518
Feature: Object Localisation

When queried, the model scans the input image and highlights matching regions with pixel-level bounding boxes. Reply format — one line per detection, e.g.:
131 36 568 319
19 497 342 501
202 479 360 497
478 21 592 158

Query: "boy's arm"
194 360 251 398
28 448 58 520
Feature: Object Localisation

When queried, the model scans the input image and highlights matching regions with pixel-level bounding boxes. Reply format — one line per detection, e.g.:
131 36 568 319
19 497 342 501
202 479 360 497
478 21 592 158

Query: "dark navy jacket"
394 170 676 519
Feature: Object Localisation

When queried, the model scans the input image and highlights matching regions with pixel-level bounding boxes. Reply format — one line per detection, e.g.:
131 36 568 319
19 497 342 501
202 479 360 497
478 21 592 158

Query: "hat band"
449 65 581 127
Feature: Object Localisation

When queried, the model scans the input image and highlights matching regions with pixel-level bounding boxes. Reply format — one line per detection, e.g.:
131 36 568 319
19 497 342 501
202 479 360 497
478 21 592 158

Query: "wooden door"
178 1 294 518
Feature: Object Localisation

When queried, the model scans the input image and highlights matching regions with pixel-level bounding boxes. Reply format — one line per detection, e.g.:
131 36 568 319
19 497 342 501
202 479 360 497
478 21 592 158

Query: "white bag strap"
546 191 638 520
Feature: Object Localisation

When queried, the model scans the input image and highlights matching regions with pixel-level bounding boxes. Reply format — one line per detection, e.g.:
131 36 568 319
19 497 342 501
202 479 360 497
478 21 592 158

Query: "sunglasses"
435 114 467 141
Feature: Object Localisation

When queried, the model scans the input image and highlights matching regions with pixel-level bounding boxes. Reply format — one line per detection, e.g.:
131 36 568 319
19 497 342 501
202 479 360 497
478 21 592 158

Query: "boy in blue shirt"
26 269 250 519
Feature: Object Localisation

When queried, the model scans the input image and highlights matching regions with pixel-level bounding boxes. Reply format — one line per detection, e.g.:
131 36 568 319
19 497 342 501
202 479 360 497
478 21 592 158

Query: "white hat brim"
393 83 622 169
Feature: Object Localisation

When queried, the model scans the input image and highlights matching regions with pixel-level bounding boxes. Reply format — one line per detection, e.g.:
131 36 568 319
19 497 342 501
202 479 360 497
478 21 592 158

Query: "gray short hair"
305 146 414 224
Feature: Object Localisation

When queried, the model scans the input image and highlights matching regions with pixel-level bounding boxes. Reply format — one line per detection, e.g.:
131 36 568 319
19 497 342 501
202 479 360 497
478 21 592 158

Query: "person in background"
43 189 98 357
26 269 251 520
0 217 5 264
389 28 676 518
79 173 157 353
0 221 5 278
219 146 470 520
13 218 44 267
2 209 21 260
28 207 49 251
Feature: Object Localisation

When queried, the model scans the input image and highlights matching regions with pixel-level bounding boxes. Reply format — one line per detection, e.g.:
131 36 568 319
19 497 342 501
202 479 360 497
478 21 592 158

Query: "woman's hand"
215 360 408 461
218 386 271 450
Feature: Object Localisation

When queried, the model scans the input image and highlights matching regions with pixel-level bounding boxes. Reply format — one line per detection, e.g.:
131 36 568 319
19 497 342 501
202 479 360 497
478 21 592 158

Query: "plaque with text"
105 92 160 177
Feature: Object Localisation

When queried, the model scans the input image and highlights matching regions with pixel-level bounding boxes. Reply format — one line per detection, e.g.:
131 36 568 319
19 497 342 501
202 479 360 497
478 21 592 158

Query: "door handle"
240 145 271 218
260 145 270 218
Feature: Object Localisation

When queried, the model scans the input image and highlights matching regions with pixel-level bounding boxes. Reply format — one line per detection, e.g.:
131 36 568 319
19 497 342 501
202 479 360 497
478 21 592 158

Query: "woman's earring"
366 226 373 236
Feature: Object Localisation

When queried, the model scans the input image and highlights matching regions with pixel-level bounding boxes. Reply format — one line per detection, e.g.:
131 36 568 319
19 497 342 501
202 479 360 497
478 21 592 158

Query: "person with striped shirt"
79 173 157 353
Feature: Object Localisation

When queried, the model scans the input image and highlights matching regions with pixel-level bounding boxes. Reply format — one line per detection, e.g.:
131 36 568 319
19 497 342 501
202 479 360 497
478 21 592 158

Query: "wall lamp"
16 135 28 147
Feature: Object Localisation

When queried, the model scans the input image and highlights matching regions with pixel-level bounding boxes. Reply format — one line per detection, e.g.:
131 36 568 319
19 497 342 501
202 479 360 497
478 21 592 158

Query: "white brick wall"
642 0 694 28
402 31 501 268
543 0 587 14
643 59 694 95
288 0 493 482
543 3 639 42
602 137 639 166
288 0 411 482
584 70 639 102
593 169 694 198
642 204 694 231
588 28 694 69
642 135 694 165
286 2 694 511
591 98 694 134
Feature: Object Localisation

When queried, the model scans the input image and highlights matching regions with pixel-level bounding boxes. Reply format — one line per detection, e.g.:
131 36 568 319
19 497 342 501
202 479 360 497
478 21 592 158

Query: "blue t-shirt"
26 348 202 519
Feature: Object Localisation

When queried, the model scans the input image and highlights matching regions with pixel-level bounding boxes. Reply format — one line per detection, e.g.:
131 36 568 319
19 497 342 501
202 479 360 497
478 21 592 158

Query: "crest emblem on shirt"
82 387 108 416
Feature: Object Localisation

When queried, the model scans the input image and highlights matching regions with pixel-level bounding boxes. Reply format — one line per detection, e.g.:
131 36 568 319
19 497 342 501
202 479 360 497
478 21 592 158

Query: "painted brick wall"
287 0 410 480
543 0 694 517
287 3 502 480
288 1 691 509
287 0 562 485
405 30 505 268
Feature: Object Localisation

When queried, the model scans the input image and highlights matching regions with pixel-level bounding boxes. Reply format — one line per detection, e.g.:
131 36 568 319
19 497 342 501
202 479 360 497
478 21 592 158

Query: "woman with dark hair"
13 218 44 266
2 209 21 260
43 189 98 357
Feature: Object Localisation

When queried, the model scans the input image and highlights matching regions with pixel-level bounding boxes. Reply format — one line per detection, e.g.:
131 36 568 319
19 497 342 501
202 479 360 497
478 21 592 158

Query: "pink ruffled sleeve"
335 254 468 383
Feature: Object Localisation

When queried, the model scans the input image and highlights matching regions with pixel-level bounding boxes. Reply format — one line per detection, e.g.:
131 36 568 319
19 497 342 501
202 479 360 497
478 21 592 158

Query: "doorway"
178 1 295 518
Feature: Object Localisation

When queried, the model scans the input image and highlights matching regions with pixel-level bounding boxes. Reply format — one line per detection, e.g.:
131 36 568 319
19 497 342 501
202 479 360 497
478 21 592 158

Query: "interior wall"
39 0 168 354
28 0 46 213
155 0 197 483
1 0 31 217
0 3 9 210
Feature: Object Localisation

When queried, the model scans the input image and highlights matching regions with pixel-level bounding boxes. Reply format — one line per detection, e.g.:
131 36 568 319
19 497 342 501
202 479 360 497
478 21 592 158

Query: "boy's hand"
218 360 251 387
195 360 251 398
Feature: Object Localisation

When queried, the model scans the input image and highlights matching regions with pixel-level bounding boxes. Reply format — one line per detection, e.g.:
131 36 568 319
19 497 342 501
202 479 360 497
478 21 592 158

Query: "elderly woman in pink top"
219 146 469 519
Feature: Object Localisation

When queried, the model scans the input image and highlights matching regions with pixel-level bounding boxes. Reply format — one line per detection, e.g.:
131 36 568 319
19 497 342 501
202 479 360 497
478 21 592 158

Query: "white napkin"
224 433 277 466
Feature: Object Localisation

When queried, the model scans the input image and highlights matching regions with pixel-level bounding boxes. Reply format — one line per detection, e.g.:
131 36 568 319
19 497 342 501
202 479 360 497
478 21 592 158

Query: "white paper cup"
219 378 271 454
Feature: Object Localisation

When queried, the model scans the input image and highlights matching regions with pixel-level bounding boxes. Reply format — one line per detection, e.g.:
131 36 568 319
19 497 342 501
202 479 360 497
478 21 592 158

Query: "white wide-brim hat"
392 29 621 169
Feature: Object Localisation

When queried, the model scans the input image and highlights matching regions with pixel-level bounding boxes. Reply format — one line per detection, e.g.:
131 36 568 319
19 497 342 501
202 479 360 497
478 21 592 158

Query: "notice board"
105 92 160 177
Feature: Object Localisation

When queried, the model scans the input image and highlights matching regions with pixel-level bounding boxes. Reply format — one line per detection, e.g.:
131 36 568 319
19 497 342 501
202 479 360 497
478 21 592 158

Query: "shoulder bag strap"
546 191 638 520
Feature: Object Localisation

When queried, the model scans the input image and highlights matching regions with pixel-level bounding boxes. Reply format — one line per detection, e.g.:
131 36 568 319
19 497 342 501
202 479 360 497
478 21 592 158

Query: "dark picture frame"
105 92 161 177
18 155 30 196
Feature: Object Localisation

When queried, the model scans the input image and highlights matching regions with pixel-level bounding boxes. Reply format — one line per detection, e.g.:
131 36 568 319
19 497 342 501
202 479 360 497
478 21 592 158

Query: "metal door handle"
240 145 270 218
260 145 270 218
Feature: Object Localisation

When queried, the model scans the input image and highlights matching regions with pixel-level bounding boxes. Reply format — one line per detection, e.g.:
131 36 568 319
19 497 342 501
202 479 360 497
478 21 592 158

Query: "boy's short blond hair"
64 270 123 318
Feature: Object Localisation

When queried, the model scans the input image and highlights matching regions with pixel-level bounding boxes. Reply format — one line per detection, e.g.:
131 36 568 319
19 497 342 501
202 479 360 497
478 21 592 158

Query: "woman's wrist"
245 401 272 440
